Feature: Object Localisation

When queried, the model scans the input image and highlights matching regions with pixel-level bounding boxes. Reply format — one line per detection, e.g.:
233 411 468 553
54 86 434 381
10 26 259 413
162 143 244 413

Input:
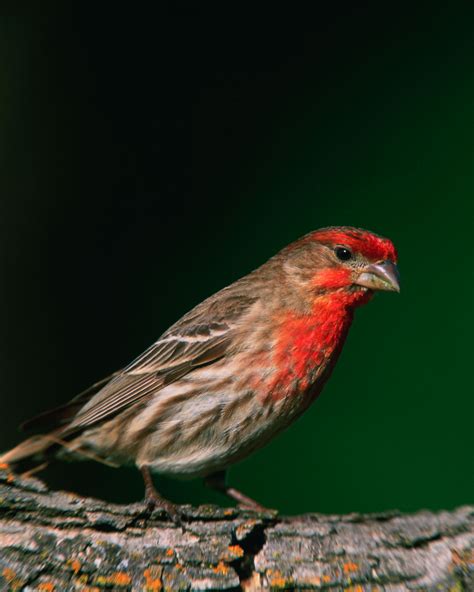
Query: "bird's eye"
335 247 353 261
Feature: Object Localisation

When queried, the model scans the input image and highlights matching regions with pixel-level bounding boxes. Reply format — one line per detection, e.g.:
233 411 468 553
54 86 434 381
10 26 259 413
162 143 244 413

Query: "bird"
0 226 399 520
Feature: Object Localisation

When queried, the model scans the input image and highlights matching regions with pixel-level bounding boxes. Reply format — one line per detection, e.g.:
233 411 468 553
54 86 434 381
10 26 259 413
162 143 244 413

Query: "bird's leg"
204 470 270 512
140 466 181 525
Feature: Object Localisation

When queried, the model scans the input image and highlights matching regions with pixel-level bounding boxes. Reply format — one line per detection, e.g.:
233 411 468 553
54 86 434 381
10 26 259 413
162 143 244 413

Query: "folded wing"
63 292 258 434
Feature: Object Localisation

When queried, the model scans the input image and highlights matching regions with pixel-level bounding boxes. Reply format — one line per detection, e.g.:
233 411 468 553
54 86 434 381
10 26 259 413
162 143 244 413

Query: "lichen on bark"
0 469 471 591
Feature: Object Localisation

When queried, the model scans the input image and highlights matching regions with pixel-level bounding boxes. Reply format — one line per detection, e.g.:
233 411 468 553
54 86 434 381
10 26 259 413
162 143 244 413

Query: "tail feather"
1 372 120 472
0 434 57 465
1 372 120 468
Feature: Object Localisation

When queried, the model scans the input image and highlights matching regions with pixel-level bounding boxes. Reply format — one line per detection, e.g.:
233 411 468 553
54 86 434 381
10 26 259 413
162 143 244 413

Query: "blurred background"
0 7 472 515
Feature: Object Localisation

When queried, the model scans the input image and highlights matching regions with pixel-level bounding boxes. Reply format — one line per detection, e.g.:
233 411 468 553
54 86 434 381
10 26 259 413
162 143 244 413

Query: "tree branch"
0 468 471 590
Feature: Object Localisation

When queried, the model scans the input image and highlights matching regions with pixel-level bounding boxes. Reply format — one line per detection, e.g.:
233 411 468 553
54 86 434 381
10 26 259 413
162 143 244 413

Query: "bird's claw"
144 494 182 526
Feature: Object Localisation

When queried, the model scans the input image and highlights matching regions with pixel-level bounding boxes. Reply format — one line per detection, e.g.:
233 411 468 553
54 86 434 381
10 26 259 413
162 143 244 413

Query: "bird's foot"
144 490 182 526
224 486 268 511
140 465 182 526
205 470 275 514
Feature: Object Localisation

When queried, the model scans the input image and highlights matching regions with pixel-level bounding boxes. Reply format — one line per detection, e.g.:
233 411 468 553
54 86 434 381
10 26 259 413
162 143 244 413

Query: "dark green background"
0 7 472 514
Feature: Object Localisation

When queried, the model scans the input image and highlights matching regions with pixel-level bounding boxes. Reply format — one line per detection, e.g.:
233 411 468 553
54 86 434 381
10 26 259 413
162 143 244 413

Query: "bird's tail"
1 432 119 473
1 372 121 474
0 434 57 466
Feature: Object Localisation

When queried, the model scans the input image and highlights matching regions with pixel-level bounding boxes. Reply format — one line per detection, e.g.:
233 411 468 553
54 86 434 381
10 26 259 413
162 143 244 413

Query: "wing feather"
63 294 257 433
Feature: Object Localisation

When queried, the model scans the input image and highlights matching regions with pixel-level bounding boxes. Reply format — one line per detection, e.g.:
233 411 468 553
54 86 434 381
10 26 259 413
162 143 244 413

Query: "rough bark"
0 468 471 591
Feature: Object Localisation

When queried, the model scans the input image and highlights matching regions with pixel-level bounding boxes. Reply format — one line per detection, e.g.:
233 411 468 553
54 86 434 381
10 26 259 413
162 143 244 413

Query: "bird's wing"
63 292 258 433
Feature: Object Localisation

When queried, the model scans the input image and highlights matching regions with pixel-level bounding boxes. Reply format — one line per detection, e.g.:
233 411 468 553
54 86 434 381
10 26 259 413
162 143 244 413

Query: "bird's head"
279 226 399 309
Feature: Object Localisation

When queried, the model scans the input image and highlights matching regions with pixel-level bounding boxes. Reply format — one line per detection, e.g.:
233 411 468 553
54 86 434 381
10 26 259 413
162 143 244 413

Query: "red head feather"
309 227 397 263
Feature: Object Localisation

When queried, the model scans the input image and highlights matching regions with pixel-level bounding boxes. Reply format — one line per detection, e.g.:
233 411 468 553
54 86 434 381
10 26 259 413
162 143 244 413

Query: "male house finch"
1 227 399 519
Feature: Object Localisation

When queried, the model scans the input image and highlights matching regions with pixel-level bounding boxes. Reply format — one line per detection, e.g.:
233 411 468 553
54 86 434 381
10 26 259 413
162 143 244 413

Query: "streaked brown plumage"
1 226 399 518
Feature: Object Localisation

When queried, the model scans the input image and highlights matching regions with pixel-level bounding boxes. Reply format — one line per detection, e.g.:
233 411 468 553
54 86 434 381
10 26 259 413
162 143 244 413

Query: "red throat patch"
265 291 368 402
311 267 352 290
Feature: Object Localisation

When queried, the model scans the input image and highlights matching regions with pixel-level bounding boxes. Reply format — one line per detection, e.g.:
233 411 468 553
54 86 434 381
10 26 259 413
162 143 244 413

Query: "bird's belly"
74 359 318 478
128 373 307 479
136 396 284 478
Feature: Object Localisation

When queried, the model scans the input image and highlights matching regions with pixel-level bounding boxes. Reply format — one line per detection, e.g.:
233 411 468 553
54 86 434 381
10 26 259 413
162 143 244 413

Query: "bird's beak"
356 260 400 293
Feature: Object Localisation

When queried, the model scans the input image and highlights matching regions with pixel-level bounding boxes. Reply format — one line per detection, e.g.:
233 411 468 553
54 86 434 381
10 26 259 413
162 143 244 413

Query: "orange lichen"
213 561 229 575
1 569 22 591
165 548 174 556
38 583 55 592
69 559 81 575
143 568 162 591
343 561 359 573
6 474 14 483
226 544 244 558
267 569 289 588
224 508 234 515
2 569 16 582
175 563 183 570
322 575 331 583
0 463 9 470
96 572 132 587
111 572 131 586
